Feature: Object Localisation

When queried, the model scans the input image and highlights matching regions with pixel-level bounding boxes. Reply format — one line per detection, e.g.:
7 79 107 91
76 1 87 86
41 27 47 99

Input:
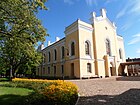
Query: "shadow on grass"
0 92 78 105
0 94 28 105
0 93 49 105
77 89 140 105
116 76 140 81
0 93 46 105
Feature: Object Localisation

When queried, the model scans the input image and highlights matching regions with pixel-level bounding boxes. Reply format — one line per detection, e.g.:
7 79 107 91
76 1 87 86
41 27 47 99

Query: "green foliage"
0 86 33 95
2 79 79 105
0 0 48 76
0 78 10 82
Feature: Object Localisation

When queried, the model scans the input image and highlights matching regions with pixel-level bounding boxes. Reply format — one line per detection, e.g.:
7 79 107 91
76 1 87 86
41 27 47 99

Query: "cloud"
105 0 117 5
63 0 98 6
120 23 132 31
128 33 140 45
129 0 140 15
116 2 132 19
85 0 97 6
116 0 140 19
64 0 74 5
136 49 140 54
105 0 111 4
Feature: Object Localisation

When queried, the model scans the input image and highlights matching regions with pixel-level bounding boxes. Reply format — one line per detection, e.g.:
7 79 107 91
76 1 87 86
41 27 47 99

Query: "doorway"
110 67 113 76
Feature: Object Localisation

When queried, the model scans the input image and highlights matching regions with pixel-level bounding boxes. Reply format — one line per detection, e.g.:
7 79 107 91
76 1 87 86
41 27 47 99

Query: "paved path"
70 76 140 105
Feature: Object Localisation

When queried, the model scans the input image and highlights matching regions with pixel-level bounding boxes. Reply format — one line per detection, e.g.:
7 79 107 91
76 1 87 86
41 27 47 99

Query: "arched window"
48 52 51 62
54 49 57 60
71 42 75 56
119 49 122 59
61 46 65 59
105 39 111 56
85 41 90 55
87 63 91 73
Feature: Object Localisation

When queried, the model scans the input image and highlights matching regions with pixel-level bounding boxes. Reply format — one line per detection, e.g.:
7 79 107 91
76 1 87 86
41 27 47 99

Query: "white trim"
94 16 116 30
65 19 93 36
79 23 93 32
96 59 105 61
85 55 92 59
65 24 78 36
44 38 65 50
80 58 95 61
69 55 76 60
117 36 123 41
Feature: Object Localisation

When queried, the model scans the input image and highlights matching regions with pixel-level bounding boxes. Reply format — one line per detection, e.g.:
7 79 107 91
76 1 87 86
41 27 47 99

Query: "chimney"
90 11 96 24
56 37 60 41
48 41 51 46
101 8 107 18
91 12 96 18
113 22 116 27
40 43 44 50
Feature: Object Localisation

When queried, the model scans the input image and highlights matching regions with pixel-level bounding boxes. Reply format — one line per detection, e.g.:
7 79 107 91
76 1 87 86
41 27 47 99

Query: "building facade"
37 9 127 79
126 58 140 76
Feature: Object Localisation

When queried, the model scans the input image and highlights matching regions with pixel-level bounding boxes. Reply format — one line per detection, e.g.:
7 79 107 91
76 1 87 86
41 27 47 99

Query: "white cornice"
42 38 65 52
64 19 93 36
117 35 123 41
95 17 116 30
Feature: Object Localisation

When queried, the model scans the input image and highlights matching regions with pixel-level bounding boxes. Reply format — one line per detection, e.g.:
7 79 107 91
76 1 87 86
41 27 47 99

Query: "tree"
0 0 48 79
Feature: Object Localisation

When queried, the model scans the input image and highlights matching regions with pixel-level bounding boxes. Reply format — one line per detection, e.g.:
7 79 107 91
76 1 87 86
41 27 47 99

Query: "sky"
37 0 140 58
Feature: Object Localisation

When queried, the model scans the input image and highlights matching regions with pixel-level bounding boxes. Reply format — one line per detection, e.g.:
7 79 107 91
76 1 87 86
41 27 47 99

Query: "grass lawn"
0 82 34 105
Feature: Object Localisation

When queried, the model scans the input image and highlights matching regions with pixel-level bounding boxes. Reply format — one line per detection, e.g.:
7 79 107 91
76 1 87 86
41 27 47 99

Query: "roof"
121 62 140 65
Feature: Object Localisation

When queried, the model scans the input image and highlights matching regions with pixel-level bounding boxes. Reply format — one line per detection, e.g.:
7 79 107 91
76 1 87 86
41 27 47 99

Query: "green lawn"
0 83 34 105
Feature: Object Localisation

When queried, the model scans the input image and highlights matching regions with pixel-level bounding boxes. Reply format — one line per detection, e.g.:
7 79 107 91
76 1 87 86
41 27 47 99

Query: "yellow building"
37 9 127 79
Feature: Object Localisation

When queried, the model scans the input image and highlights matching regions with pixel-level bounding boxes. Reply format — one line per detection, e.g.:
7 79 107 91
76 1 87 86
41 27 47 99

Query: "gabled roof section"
90 8 116 30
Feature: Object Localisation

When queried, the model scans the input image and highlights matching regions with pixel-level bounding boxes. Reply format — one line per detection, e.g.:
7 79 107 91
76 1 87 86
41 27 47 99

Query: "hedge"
5 78 79 105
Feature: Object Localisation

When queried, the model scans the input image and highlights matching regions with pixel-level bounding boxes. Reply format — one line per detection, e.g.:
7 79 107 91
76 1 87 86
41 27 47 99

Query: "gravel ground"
70 76 140 105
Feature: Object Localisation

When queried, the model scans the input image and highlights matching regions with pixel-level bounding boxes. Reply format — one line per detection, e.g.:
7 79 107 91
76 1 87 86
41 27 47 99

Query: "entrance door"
110 67 113 76
71 63 74 77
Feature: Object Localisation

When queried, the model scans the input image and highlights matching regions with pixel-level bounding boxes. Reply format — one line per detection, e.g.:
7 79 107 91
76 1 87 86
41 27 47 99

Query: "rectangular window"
62 47 65 59
87 63 92 73
54 66 56 75
48 67 50 74
54 49 57 60
48 52 51 62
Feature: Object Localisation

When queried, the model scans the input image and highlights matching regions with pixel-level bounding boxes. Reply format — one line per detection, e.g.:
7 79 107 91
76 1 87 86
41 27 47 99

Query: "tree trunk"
9 66 13 81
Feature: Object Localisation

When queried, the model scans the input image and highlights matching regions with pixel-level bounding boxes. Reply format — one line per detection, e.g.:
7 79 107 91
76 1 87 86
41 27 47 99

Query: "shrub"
42 81 78 105
10 78 78 105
